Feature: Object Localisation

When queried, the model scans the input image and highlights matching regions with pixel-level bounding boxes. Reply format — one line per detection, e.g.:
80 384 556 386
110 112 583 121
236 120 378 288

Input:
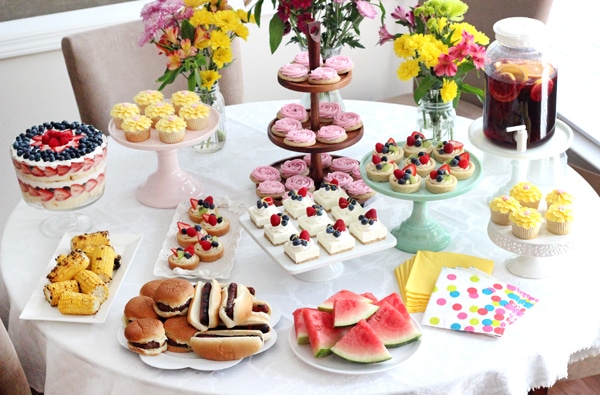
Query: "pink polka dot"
469 293 479 299
494 327 505 335
464 326 475 332
447 273 456 280
467 287 478 294
482 325 493 332
457 312 467 319
494 313 504 321
452 303 462 311
436 298 447 306
493 283 503 289
491 295 501 302
478 308 488 315
495 308 505 315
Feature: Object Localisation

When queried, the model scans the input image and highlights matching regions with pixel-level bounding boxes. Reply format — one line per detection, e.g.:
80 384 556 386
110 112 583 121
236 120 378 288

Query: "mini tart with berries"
372 138 404 163
366 154 398 183
297 204 331 236
283 230 320 264
188 196 217 223
389 164 421 194
316 219 355 255
199 213 230 237
445 151 475 180
330 197 365 225
432 140 465 163
402 131 433 158
425 164 458 194
168 246 200 270
176 221 207 247
349 208 388 244
248 197 279 228
194 234 224 262
282 187 314 219
264 213 299 246
403 151 436 177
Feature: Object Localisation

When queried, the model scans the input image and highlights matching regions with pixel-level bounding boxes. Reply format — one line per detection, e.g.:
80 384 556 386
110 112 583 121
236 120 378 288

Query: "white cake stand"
108 109 220 209
468 118 573 202
487 221 574 278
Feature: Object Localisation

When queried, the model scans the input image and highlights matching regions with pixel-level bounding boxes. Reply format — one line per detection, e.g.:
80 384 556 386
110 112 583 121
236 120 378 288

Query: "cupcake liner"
124 128 150 143
185 117 209 131
518 200 540 209
159 129 185 144
546 220 571 235
511 223 541 240
490 210 510 226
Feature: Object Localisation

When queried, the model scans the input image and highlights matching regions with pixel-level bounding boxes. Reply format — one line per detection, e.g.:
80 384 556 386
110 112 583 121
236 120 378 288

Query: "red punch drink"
484 59 557 147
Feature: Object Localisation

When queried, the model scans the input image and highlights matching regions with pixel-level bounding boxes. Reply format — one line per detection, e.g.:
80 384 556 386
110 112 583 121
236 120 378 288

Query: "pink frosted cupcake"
271 118 303 137
179 102 210 130
303 153 332 169
155 115 186 143
324 171 353 189
280 158 309 179
256 180 285 200
285 175 315 192
333 112 363 132
330 157 359 174
250 165 281 185
110 102 140 129
277 103 308 123
346 179 376 204
318 102 342 124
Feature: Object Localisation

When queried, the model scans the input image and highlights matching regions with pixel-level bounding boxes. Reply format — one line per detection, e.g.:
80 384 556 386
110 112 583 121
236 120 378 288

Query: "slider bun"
219 283 254 328
153 278 195 318
190 330 264 361
139 279 166 298
124 318 167 356
124 295 159 323
163 316 198 353
187 279 222 331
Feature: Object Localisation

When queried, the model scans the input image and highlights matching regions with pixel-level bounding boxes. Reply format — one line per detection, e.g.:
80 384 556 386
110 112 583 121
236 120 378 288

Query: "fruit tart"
403 151 436 177
372 138 403 163
194 234 225 262
425 164 458 194
432 140 465 163
366 154 398 183
188 196 217 223
445 151 476 180
389 164 421 194
402 131 433 158
168 246 200 270
176 221 207 248
199 213 230 237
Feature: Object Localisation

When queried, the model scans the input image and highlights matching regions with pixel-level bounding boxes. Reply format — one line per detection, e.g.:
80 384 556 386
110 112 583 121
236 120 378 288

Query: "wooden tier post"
306 21 323 185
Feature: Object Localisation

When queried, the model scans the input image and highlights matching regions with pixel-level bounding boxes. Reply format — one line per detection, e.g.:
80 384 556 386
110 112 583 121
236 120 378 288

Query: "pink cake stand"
108 109 220 208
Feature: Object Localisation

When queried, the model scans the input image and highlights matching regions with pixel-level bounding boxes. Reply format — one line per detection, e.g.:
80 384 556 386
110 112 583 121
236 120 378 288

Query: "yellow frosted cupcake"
179 102 211 130
545 204 574 235
110 102 140 129
121 114 152 142
145 101 175 128
509 207 543 240
545 189 574 208
133 89 164 113
156 115 187 144
171 90 200 113
489 195 521 226
509 182 542 209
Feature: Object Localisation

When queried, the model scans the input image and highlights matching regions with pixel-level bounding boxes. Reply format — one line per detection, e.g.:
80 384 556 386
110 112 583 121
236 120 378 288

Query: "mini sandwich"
139 279 166 299
152 278 195 318
219 282 254 328
189 329 264 361
124 318 167 356
163 316 199 353
187 279 222 331
123 295 159 324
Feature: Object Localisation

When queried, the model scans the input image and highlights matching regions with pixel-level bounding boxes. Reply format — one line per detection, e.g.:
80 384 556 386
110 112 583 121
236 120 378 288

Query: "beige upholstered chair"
0 323 31 395
61 20 244 133
383 0 554 120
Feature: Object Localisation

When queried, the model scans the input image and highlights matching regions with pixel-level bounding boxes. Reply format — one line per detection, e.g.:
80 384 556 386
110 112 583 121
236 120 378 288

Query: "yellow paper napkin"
394 251 495 313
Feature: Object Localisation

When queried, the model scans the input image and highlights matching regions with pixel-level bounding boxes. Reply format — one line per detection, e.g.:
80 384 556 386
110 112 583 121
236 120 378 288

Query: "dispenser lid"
493 17 546 48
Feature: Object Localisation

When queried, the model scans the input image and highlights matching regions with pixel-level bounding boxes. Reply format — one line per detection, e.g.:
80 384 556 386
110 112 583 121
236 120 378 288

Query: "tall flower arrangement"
139 0 253 92
250 0 378 55
378 0 488 106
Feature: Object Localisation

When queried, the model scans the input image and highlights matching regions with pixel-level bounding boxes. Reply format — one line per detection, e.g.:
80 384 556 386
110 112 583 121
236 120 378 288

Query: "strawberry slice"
299 230 311 241
30 167 44 177
438 164 451 175
371 155 382 165
170 248 180 256
402 163 417 175
364 208 378 220
84 179 98 192
297 187 308 197
333 219 346 232
338 197 349 209
306 206 317 217
202 213 218 226
43 167 58 177
184 245 195 255
55 188 71 201
447 140 464 150
177 221 191 232
330 179 339 186
393 169 405 179
38 189 54 201
70 184 85 197
387 137 397 145
456 152 470 169
190 198 199 209
411 131 425 139
57 165 71 176
203 196 214 205
270 213 281 227
263 196 274 206
375 142 385 153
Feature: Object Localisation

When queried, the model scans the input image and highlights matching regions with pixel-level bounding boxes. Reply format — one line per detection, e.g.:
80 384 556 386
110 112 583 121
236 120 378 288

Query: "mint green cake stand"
360 152 483 253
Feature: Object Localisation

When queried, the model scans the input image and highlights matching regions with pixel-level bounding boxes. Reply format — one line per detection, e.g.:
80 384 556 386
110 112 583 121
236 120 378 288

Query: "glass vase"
300 45 345 111
192 82 226 153
416 90 456 142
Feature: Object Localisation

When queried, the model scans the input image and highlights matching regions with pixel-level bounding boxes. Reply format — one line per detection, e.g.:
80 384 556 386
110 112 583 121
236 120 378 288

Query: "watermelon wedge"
293 307 317 345
331 319 392 363
333 298 379 327
374 292 410 318
367 301 422 348
302 309 346 357
318 290 374 312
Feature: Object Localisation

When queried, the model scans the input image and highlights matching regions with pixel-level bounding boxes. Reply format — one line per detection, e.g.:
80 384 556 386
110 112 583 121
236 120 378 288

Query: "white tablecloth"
2 101 600 395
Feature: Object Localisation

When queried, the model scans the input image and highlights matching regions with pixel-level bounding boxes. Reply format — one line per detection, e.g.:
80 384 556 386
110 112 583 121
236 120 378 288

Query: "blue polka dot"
499 300 508 306
485 304 494 311
482 319 493 325
450 323 461 330
523 302 534 308
482 288 493 295
449 291 460 297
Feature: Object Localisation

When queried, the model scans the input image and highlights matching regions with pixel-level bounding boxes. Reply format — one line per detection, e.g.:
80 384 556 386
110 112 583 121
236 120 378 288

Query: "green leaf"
461 82 484 102
413 75 438 104
181 19 196 41
253 0 263 27
269 15 285 54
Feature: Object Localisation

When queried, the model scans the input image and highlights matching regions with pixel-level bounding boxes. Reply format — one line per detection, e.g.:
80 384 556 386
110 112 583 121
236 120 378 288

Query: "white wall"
0 1 411 239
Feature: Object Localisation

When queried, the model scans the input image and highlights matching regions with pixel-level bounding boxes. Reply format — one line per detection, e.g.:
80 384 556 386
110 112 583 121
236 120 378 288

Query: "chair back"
0 323 31 395
61 20 244 133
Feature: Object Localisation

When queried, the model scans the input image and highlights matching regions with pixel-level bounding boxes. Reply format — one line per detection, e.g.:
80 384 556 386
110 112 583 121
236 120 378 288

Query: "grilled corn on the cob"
57 291 101 315
89 244 116 283
47 250 90 283
43 280 79 306
70 231 111 256
74 270 109 303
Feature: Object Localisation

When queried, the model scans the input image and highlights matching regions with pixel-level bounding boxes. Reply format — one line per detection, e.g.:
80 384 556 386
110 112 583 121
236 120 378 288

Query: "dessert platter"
20 231 143 323
108 108 220 209
359 151 483 253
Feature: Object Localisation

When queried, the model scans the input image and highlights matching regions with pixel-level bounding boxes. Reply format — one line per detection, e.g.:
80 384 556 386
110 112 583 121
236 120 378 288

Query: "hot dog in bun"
189 329 264 361
187 279 222 331
219 282 253 328
124 318 167 356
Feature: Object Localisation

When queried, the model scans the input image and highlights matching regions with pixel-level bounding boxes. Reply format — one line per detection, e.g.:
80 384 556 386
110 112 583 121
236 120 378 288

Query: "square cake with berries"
297 204 331 237
248 197 279 228
349 209 388 244
283 230 320 264
316 219 355 255
330 197 365 225
264 213 299 246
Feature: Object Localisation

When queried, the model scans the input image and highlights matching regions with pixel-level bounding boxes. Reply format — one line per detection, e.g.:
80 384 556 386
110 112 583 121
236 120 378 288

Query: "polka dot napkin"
422 267 539 337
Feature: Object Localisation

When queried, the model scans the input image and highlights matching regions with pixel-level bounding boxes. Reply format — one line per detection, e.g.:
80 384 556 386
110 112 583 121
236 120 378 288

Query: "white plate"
20 233 143 323
117 326 278 371
288 319 422 375
153 199 246 279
